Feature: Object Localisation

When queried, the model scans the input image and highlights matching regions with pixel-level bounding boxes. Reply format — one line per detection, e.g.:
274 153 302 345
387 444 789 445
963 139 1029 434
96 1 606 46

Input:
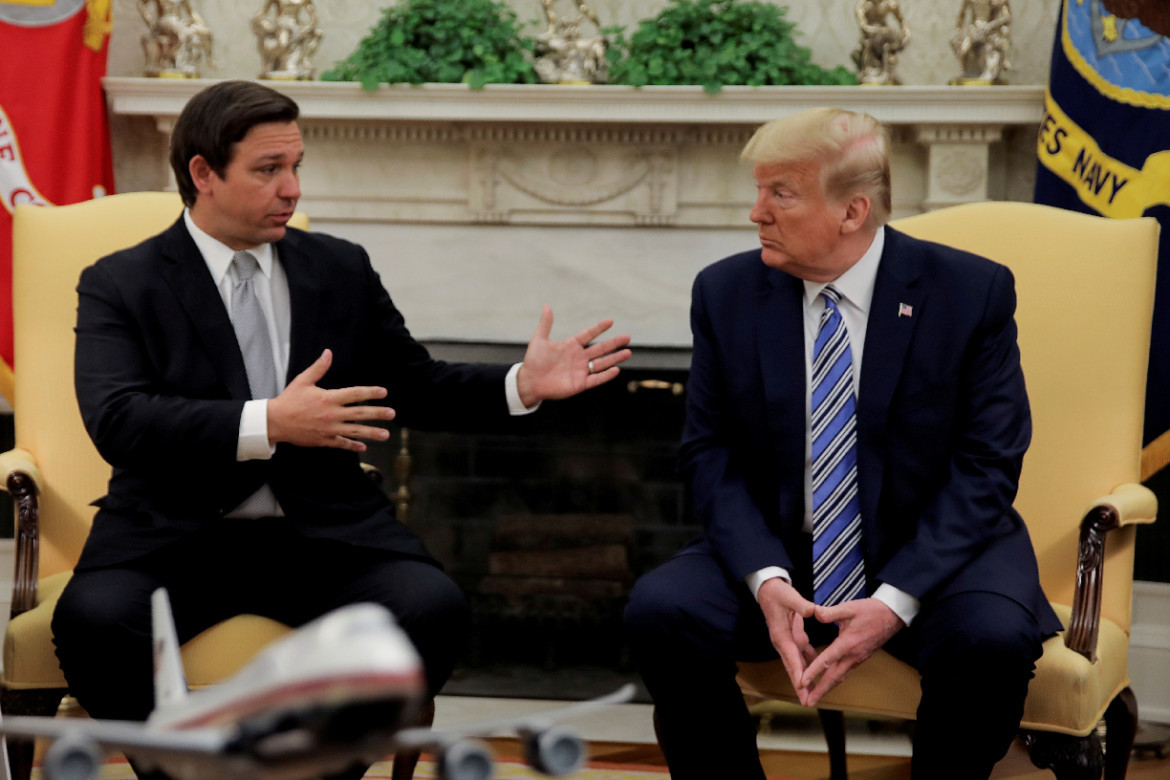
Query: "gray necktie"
230 251 278 400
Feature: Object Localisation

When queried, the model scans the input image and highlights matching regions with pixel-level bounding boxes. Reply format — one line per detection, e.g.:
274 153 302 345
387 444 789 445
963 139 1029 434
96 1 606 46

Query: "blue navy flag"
1034 0 1170 478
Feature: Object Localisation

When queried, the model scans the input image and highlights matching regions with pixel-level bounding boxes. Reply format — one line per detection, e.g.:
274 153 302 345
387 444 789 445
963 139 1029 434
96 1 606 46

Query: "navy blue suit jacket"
73 218 512 570
680 227 1061 633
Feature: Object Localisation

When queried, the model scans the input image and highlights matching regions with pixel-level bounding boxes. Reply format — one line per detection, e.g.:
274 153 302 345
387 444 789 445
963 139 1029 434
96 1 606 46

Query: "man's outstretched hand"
267 349 395 452
515 305 632 408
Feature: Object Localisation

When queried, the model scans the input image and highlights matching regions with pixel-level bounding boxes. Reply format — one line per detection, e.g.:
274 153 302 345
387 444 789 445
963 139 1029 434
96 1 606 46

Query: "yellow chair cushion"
737 604 1129 738
738 646 922 722
2 572 72 689
2 571 292 690
1021 604 1130 736
180 615 293 687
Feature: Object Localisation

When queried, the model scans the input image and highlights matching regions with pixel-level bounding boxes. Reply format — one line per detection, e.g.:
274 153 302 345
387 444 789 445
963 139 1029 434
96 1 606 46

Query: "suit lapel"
276 229 322 383
756 266 807 521
857 228 923 541
157 219 252 399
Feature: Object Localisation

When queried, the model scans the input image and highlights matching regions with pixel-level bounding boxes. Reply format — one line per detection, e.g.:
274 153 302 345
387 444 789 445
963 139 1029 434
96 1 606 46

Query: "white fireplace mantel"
104 78 1046 227
104 78 1045 126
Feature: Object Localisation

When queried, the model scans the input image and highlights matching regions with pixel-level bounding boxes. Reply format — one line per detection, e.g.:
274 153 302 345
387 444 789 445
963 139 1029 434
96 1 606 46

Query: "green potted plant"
606 0 855 93
322 0 538 89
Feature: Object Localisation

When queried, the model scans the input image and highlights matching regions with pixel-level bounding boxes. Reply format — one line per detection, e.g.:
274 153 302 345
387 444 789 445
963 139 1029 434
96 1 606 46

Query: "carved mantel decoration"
469 130 679 226
103 79 1046 226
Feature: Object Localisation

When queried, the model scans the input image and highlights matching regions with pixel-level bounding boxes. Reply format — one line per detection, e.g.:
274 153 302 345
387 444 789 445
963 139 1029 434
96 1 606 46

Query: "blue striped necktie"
811 285 866 607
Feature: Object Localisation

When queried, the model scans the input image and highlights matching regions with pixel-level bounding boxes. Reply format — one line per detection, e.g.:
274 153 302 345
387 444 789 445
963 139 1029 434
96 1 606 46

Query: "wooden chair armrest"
1066 483 1157 661
0 449 41 491
0 449 42 620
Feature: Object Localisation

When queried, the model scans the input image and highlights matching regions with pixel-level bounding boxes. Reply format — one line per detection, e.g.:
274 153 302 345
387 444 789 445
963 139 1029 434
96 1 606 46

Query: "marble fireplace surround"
103 79 1045 359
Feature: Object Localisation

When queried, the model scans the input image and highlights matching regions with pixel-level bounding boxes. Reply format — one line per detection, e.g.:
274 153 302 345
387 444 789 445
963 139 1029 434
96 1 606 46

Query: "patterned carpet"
405 757 671 778
34 756 675 779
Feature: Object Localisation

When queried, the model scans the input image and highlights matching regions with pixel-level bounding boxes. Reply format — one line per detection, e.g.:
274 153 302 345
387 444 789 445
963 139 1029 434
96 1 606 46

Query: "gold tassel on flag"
83 0 112 52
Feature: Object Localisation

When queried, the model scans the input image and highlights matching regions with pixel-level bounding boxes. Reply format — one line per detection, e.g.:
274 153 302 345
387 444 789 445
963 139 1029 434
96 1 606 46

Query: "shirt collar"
802 225 885 313
183 209 275 284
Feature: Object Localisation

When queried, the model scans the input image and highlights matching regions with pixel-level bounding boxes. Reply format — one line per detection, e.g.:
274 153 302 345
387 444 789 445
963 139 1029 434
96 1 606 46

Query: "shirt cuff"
237 399 276 461
505 362 541 416
745 566 791 602
873 583 920 626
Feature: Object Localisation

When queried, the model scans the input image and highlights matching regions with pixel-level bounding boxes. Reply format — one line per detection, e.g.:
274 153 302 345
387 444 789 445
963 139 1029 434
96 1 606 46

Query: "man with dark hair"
624 107 1059 780
167 79 300 208
52 79 631 780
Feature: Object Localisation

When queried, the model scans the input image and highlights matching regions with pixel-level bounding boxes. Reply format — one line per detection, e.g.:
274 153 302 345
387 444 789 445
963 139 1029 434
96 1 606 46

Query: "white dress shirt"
184 211 535 519
743 226 921 625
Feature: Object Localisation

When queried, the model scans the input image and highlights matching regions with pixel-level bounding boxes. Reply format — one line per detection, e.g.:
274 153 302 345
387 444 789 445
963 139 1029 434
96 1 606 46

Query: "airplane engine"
42 733 104 780
521 726 586 776
437 737 494 780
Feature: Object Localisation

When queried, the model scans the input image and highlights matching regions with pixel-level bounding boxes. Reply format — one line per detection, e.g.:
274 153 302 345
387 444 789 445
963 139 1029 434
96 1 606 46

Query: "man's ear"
841 194 872 234
189 155 216 196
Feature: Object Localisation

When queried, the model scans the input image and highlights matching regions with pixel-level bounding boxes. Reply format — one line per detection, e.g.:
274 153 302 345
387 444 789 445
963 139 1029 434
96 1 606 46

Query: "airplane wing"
0 715 238 780
394 682 638 745
393 683 638 777
0 716 229 756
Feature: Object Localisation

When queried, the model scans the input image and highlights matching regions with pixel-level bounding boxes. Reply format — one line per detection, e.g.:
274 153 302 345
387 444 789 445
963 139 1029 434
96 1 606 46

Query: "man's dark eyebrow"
252 152 303 165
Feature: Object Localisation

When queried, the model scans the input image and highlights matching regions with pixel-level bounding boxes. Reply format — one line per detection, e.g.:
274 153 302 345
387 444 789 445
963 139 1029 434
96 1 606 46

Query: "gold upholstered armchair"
0 192 426 780
736 202 1159 780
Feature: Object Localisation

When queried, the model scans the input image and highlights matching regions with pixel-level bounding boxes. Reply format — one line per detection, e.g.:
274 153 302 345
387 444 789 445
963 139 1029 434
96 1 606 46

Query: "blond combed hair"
741 108 892 226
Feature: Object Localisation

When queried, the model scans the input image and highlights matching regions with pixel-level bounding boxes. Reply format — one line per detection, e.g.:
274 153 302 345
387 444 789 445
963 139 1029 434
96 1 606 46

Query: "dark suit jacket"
73 218 512 570
680 227 1061 634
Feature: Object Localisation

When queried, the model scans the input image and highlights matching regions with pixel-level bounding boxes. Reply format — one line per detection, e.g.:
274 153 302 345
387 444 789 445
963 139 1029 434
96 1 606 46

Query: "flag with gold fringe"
1033 0 1170 479
0 0 115 407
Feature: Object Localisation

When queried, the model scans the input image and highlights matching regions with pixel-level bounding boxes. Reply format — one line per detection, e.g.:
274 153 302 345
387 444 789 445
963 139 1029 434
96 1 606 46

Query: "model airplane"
0 589 635 780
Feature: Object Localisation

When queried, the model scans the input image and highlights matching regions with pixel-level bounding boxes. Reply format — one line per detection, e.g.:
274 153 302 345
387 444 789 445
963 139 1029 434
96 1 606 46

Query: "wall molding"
1132 581 1170 724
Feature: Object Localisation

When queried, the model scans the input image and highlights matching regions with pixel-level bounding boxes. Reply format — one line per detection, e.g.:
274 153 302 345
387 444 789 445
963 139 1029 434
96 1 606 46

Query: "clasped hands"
757 577 904 708
266 306 632 452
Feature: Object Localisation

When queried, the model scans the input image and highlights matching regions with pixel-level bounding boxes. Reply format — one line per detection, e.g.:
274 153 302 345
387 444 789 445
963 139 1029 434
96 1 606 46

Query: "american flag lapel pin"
898 302 913 318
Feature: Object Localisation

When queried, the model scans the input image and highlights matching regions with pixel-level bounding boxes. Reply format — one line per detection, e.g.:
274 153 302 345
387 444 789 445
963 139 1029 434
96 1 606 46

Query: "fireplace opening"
365 355 695 702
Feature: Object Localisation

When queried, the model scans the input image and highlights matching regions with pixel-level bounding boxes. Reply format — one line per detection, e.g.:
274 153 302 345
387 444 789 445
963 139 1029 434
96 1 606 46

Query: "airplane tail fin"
151 588 189 710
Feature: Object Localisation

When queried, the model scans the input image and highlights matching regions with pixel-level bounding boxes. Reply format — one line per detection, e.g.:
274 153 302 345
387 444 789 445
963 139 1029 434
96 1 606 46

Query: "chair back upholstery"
890 202 1158 632
11 192 309 577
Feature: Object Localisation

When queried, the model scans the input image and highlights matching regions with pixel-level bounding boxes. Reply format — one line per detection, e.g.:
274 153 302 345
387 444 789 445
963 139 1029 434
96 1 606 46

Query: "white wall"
107 0 1063 85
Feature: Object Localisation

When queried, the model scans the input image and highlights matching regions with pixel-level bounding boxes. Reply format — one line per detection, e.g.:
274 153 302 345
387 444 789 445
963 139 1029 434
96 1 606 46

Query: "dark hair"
169 80 300 207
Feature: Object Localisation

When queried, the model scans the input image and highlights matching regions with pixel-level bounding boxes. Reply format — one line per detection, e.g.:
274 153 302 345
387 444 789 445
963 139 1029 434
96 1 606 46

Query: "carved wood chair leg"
817 708 848 780
1103 686 1138 780
1022 728 1105 780
391 698 436 780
